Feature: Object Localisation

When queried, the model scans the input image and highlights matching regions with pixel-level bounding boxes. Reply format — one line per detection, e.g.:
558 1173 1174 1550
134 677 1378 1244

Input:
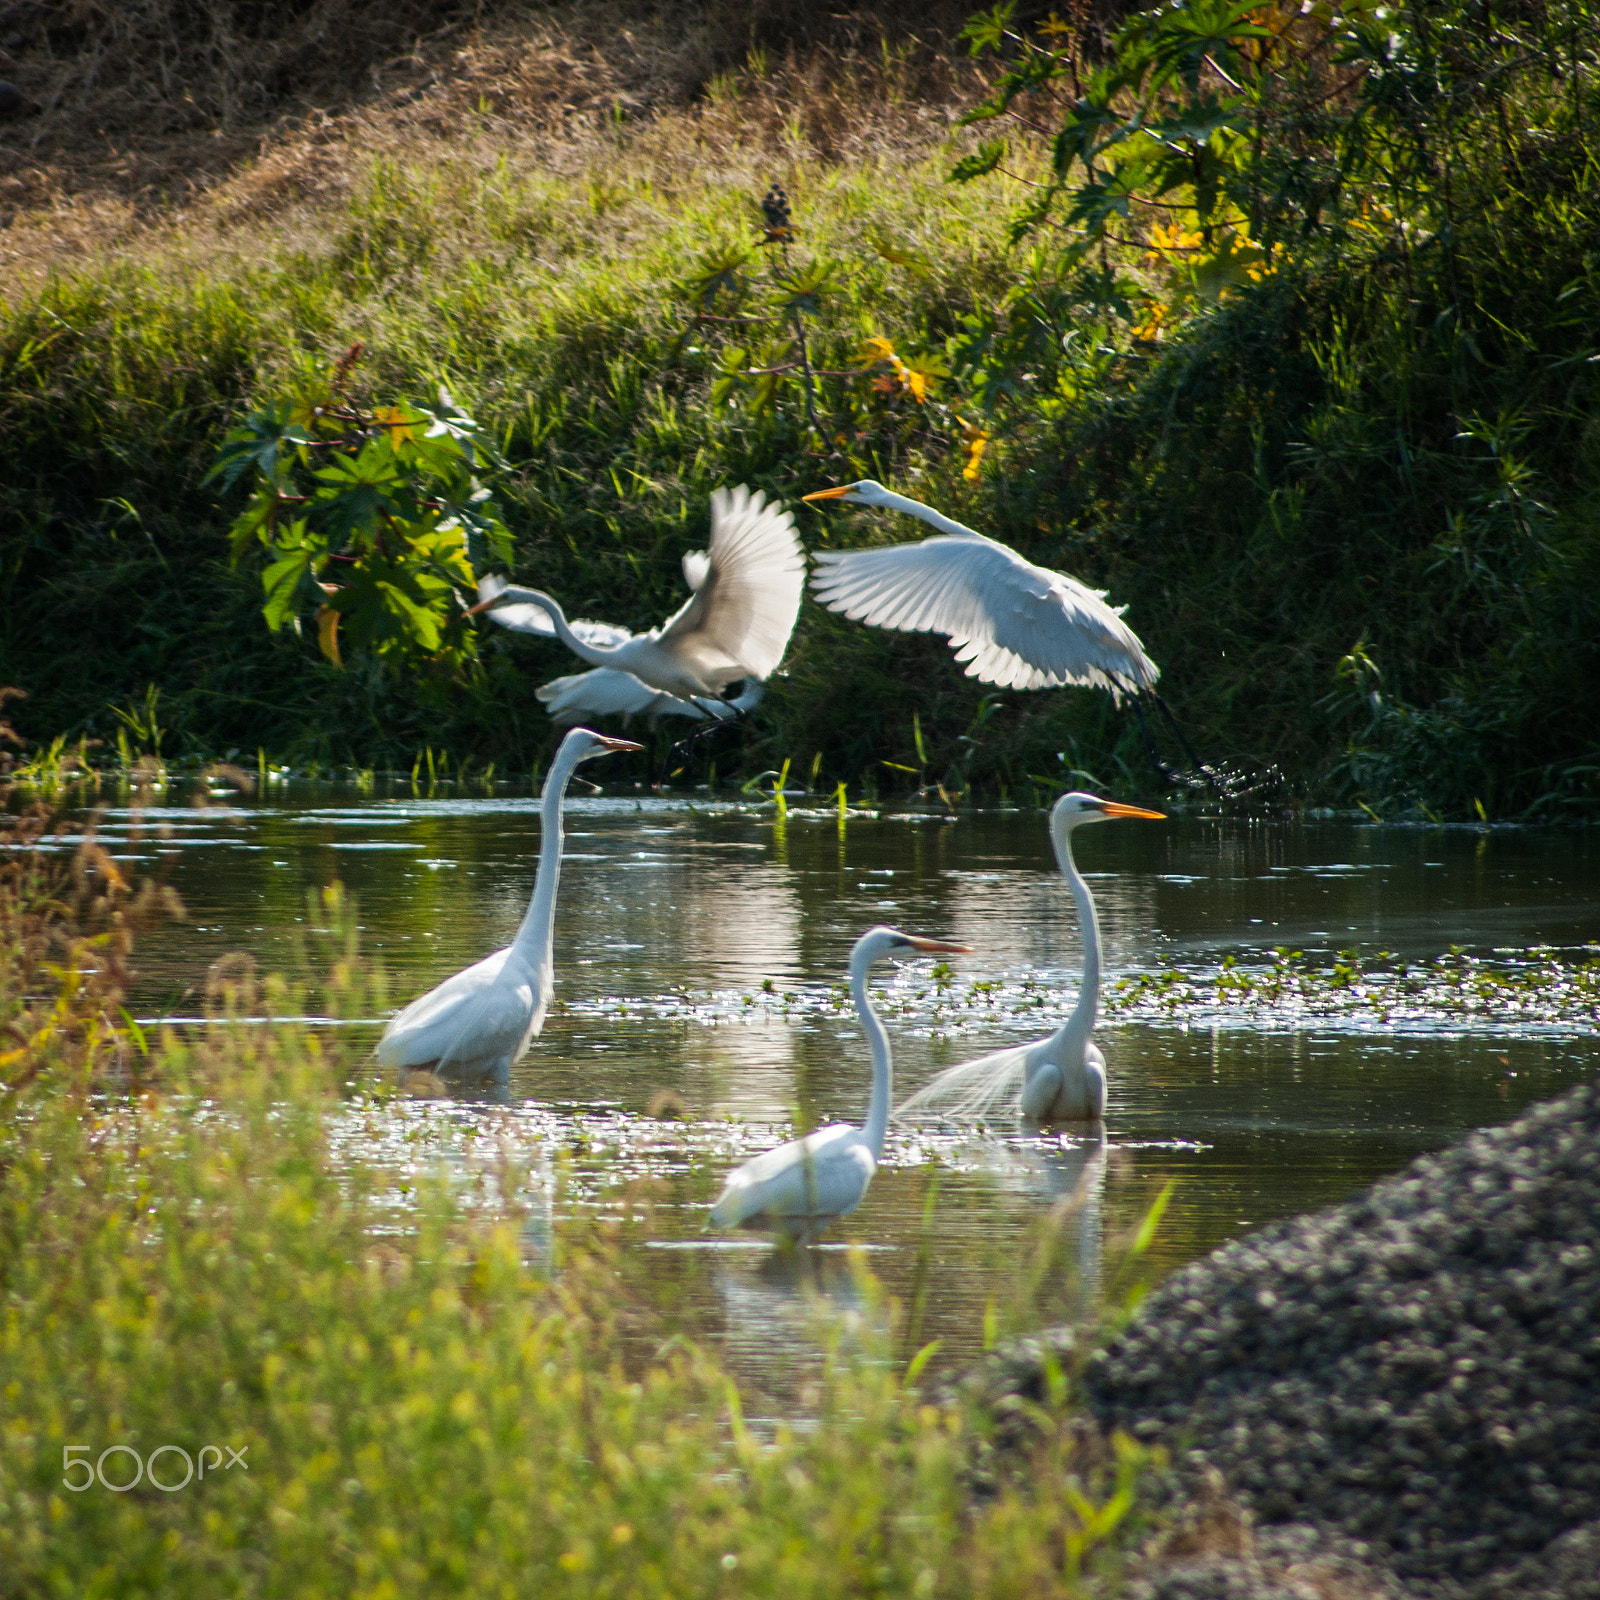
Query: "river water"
92 784 1600 1397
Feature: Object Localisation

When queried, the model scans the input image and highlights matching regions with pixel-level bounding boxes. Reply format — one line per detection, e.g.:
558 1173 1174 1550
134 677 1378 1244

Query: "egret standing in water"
803 480 1158 697
470 483 805 708
376 727 641 1087
710 926 971 1238
896 793 1164 1125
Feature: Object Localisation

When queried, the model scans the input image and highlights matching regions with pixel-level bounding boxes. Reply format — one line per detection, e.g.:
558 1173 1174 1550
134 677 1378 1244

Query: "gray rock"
1078 1080 1600 1597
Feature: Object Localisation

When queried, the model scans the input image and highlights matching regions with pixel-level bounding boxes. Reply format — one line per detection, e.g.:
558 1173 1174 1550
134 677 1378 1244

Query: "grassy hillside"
2 0 1598 817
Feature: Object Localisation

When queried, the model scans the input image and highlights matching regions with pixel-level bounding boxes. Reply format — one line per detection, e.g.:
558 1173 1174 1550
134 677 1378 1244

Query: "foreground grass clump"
0 838 1152 1597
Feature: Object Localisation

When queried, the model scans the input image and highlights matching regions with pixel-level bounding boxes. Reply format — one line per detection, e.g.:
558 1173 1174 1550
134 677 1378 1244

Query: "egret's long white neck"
876 490 982 540
510 590 620 670
850 943 894 1157
511 740 587 963
1048 814 1102 1054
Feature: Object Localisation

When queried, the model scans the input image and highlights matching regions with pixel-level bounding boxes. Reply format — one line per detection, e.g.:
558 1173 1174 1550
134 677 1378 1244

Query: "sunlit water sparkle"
68 783 1600 1391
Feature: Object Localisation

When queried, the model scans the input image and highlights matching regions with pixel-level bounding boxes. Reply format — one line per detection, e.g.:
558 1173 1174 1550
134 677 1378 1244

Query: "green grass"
3 12 1599 817
0 836 1160 1598
3 110 1096 792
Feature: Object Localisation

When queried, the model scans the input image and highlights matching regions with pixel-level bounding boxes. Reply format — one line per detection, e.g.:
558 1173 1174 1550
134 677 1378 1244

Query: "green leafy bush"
209 343 511 673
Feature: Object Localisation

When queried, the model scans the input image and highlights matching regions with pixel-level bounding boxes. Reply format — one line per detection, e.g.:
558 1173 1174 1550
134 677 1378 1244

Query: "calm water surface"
95 786 1600 1395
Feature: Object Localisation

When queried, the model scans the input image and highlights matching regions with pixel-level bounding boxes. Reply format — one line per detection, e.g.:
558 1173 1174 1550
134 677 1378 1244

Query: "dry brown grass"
0 0 994 278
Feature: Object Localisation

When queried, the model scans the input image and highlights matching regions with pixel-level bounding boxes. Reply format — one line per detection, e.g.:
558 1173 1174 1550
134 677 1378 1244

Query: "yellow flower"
1132 301 1169 342
958 419 990 482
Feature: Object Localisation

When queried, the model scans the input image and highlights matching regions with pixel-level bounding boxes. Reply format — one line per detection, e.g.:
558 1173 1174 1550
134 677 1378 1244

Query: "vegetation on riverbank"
3 0 1598 818
0 813 1172 1597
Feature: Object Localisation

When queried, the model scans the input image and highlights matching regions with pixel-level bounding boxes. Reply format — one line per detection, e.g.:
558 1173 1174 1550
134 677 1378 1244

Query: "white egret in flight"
375 726 641 1086
896 793 1164 1125
710 926 972 1238
470 484 806 704
535 669 764 730
803 481 1158 697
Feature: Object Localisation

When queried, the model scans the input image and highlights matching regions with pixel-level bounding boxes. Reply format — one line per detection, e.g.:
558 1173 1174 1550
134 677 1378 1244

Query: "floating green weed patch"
676 946 1600 1039
1108 948 1600 1032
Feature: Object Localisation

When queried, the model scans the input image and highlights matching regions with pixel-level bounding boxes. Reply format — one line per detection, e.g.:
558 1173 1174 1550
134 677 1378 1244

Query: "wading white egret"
470 484 806 703
710 926 972 1238
535 669 765 730
803 481 1159 697
375 726 641 1086
895 793 1164 1125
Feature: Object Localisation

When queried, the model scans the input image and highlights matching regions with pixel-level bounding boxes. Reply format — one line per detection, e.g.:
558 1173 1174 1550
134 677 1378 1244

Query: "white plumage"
470 587 633 651
535 669 764 729
471 484 806 703
375 727 640 1087
895 792 1164 1126
804 480 1159 699
709 926 971 1238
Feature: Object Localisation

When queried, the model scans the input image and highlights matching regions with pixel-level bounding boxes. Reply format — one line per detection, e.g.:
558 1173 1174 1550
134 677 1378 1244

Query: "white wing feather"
657 485 806 680
535 668 709 726
709 1125 875 1227
375 947 545 1080
475 576 635 650
893 1041 1031 1125
810 535 1158 698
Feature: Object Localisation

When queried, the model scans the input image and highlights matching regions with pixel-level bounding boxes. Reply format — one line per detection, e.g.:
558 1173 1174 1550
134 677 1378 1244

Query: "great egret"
375 726 641 1086
470 484 806 702
710 926 972 1238
895 793 1164 1125
535 669 765 729
803 481 1158 697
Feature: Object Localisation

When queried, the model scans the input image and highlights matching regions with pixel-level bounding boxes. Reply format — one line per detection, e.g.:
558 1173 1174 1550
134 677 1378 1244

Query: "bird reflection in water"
713 1245 885 1403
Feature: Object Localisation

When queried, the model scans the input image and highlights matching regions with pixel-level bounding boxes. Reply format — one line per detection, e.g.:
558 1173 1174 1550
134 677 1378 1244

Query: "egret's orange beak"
465 596 500 617
597 736 645 753
802 485 854 503
1099 801 1166 821
906 937 974 954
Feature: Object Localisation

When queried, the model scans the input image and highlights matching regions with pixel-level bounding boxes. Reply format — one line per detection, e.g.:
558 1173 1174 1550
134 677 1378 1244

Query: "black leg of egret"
1130 694 1220 793
1130 697 1187 786
1152 692 1208 774
665 707 744 780
663 679 760 784
1131 692 1287 804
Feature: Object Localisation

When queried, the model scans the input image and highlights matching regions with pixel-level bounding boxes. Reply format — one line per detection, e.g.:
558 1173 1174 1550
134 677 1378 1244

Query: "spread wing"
535 668 709 726
810 535 1159 698
656 485 806 681
476 576 634 650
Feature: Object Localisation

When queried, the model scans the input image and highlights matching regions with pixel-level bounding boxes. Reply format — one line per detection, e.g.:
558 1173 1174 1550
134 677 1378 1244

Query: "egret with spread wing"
710 926 971 1238
803 480 1158 697
470 483 805 704
375 727 641 1087
535 669 764 730
895 793 1164 1125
